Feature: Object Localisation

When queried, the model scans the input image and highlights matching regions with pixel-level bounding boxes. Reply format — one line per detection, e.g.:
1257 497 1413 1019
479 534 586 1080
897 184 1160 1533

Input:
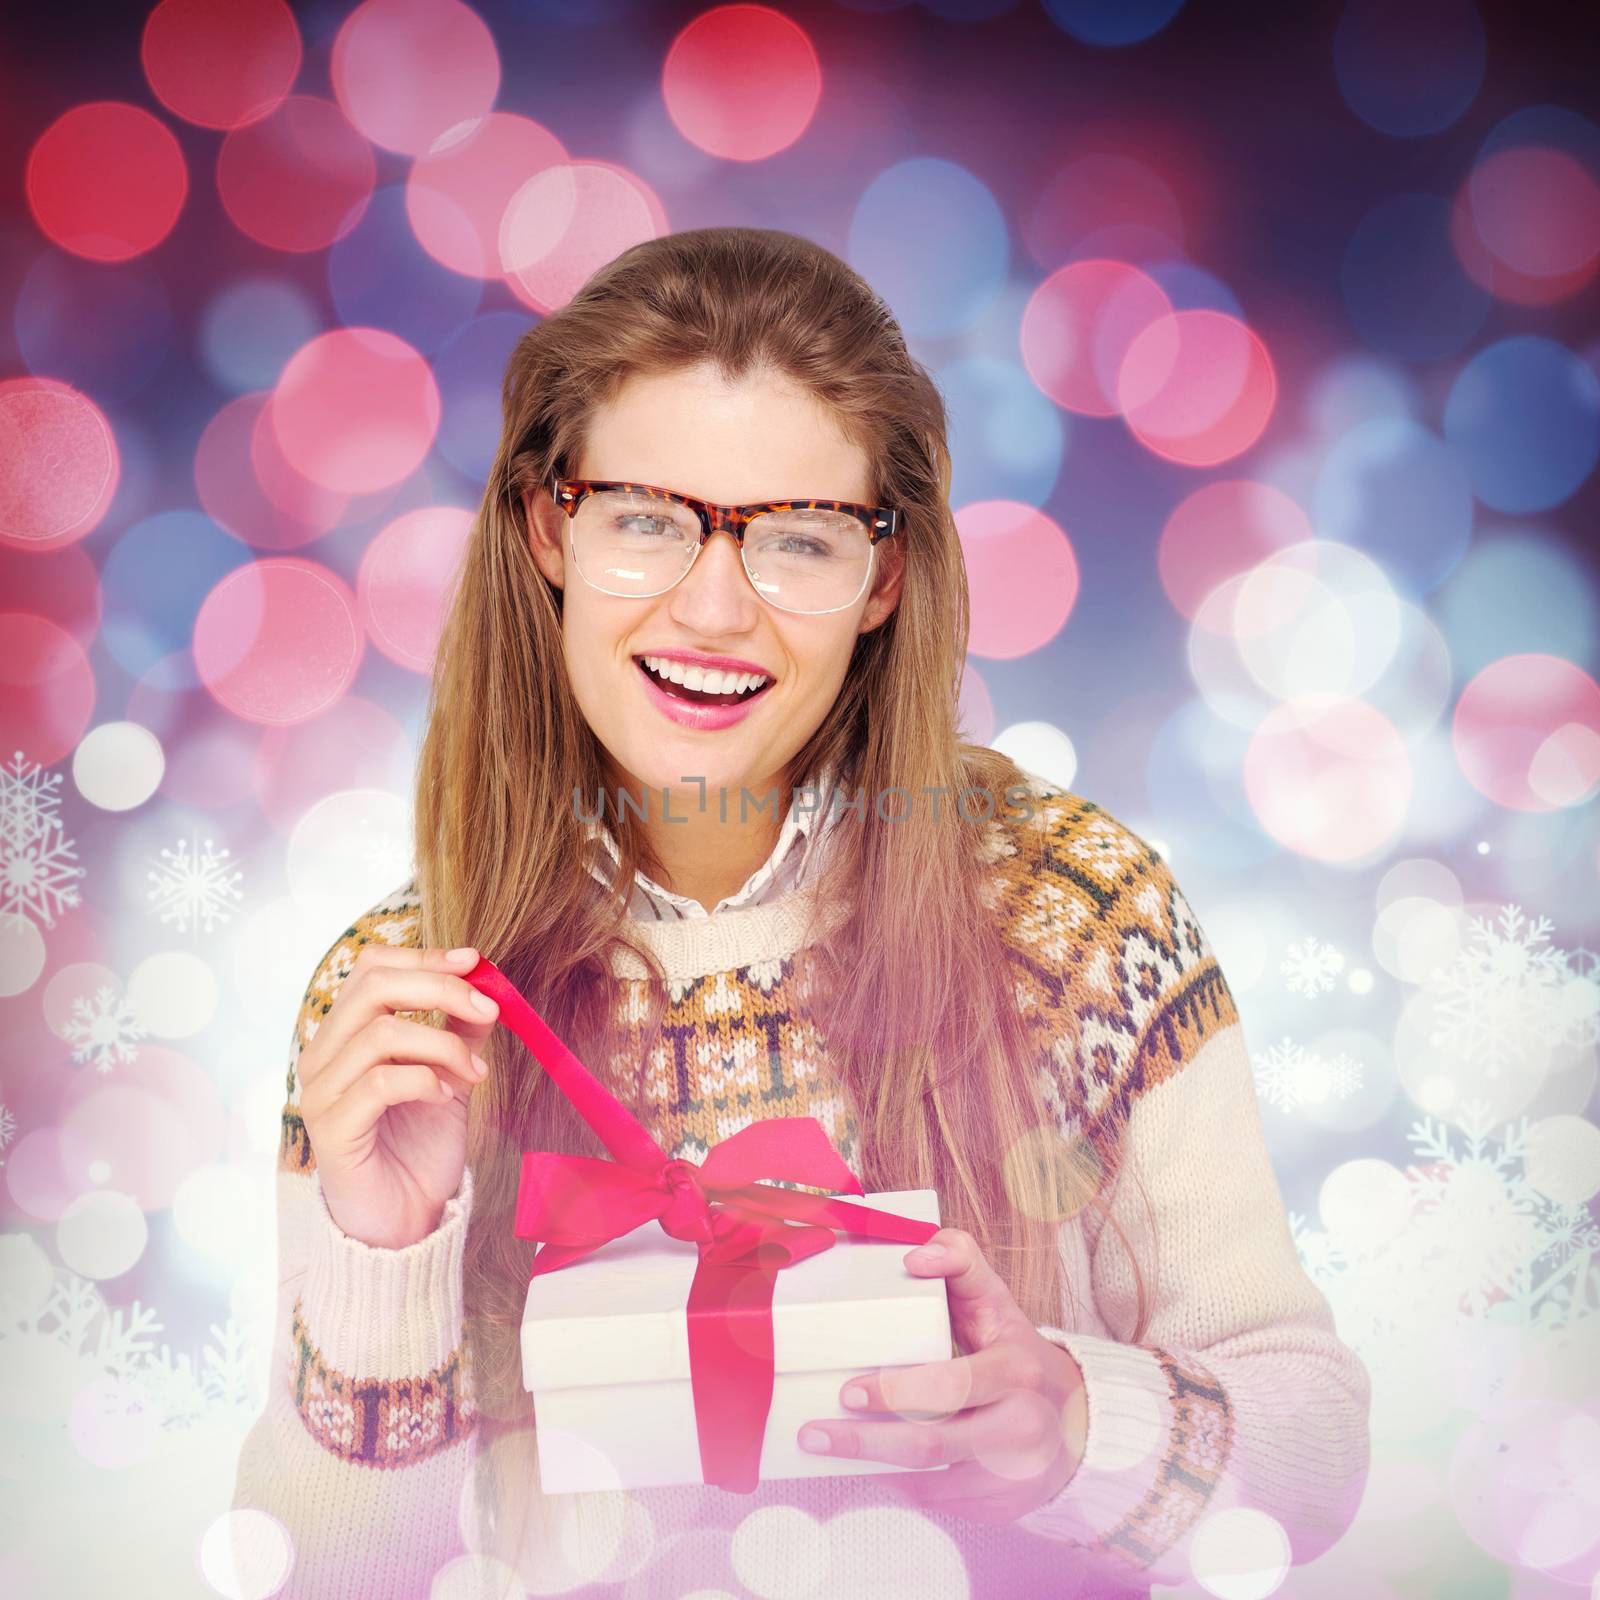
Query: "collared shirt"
582 763 846 921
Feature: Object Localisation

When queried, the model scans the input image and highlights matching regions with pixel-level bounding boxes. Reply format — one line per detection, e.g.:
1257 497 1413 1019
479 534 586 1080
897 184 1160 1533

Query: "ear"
858 532 905 635
524 485 566 589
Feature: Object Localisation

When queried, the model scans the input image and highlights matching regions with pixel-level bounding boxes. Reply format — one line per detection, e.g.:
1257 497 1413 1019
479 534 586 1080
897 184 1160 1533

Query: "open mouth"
634 655 775 707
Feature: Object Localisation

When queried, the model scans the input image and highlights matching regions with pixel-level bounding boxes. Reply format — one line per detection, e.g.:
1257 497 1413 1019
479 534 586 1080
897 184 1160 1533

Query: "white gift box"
521 1187 952 1493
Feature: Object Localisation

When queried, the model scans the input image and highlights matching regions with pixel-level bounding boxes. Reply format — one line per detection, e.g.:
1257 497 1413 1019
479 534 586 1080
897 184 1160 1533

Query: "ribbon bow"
463 955 941 1491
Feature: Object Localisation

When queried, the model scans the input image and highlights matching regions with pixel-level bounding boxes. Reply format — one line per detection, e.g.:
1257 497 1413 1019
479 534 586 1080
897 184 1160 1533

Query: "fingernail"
907 1243 945 1265
841 1384 868 1409
447 947 476 961
471 991 498 1016
798 1427 829 1453
470 1053 488 1078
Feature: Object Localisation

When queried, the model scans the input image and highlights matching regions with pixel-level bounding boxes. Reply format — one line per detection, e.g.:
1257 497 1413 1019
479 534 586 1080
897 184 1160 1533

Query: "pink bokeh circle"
0 611 98 768
25 101 188 262
956 500 1080 660
0 377 121 551
1243 698 1413 862
356 504 474 672
192 558 364 725
1120 309 1278 467
662 6 823 161
1453 654 1600 812
268 328 440 496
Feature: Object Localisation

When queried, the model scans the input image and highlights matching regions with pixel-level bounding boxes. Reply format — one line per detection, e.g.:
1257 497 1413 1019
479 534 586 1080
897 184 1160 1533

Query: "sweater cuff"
1016 1324 1231 1575
300 1164 475 1381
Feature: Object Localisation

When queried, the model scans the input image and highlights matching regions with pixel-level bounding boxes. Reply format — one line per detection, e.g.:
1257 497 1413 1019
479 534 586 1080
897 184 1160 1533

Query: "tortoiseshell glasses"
549 477 901 616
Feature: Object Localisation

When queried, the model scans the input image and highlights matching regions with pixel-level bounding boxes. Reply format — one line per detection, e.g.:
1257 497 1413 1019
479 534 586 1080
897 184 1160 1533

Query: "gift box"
521 1185 952 1493
457 953 951 1497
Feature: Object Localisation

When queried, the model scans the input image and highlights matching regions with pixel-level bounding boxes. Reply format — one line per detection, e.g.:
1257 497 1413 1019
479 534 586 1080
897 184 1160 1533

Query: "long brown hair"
412 226 1153 1578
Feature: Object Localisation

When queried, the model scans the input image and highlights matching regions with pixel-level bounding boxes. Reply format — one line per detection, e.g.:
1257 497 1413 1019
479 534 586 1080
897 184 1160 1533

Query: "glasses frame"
548 476 901 616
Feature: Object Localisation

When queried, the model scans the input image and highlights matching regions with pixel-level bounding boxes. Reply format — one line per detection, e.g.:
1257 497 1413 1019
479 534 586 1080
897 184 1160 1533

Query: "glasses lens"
744 508 873 613
571 489 700 595
569 490 876 613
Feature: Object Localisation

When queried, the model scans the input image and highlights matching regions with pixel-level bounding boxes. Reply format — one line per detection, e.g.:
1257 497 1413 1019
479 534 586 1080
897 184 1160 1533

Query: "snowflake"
146 829 244 936
1291 1098 1600 1342
57 984 148 1073
0 1252 264 1429
1423 904 1577 1078
1281 936 1346 998
0 747 68 851
1252 1035 1364 1112
1563 946 1600 1049
0 749 85 929
0 1101 15 1165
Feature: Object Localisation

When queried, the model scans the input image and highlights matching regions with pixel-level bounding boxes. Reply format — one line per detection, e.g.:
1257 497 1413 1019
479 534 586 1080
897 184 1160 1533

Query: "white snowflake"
56 984 149 1073
1423 904 1579 1078
1252 1035 1363 1112
0 746 68 850
1281 935 1346 998
0 1101 15 1165
1291 1098 1600 1341
0 1252 264 1429
146 829 244 936
1564 946 1600 1048
0 749 85 929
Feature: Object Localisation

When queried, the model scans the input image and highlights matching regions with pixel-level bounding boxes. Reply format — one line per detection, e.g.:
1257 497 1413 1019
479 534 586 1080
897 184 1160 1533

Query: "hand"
296 945 500 1250
796 1226 1089 1524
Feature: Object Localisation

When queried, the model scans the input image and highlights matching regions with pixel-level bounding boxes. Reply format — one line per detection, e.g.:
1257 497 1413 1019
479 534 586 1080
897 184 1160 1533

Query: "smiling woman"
231 227 1371 1600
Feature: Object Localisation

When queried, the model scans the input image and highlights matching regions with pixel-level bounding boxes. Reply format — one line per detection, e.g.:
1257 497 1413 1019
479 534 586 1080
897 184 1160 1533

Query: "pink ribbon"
462 955 941 1492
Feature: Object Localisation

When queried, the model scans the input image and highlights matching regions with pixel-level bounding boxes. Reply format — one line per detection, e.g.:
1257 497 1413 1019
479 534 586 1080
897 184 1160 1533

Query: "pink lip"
635 657 772 730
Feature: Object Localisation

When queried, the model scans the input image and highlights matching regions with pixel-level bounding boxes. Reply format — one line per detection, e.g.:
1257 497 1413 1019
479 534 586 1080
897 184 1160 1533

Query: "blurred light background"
0 0 1597 1595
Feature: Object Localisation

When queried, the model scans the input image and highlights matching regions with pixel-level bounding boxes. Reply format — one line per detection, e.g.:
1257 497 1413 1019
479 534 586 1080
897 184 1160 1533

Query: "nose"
680 524 754 600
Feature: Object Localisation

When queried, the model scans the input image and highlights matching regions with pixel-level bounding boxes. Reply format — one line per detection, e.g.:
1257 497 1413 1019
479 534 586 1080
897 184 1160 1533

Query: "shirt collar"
582 762 845 918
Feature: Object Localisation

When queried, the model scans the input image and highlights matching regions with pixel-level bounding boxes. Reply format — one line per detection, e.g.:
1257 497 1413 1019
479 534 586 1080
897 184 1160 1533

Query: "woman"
232 228 1371 1599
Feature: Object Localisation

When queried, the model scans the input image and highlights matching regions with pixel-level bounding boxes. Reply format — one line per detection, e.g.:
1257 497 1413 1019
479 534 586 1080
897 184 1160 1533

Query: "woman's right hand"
296 944 500 1250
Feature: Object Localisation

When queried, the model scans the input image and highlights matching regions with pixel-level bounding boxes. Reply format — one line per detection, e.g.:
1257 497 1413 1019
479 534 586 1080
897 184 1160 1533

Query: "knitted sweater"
231 775 1371 1599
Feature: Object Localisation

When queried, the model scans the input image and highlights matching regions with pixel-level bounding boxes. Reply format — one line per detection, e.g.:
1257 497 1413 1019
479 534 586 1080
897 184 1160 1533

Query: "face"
525 361 905 809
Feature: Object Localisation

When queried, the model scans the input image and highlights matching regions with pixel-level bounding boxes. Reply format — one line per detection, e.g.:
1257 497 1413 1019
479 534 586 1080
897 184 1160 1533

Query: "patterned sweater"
231 775 1371 1598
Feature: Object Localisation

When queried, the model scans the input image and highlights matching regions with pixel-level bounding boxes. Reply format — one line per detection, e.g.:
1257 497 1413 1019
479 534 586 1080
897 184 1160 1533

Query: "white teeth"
641 655 770 694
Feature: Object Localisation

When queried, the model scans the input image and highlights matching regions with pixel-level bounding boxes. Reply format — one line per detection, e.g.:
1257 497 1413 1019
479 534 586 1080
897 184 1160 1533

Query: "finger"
840 1341 1047 1419
299 946 497 1089
902 1226 1033 1350
300 1012 487 1120
317 1062 460 1154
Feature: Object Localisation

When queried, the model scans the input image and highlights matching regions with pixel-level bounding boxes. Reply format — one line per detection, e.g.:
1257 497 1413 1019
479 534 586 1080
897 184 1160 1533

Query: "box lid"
522 1187 948 1391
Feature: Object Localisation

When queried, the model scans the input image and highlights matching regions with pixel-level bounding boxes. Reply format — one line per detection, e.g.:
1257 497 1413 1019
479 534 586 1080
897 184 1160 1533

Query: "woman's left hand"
796 1226 1089 1523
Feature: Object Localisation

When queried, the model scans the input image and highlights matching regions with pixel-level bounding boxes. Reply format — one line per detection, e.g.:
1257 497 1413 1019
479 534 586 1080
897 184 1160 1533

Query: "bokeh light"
24 101 188 262
192 558 366 725
955 498 1080 658
405 110 568 280
330 0 501 156
1333 0 1485 138
1120 309 1277 467
1021 258 1173 417
663 7 822 161
141 0 302 131
0 376 121 551
268 328 441 495
850 159 1010 340
1312 416 1475 593
357 504 474 672
1452 654 1600 812
216 94 376 254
